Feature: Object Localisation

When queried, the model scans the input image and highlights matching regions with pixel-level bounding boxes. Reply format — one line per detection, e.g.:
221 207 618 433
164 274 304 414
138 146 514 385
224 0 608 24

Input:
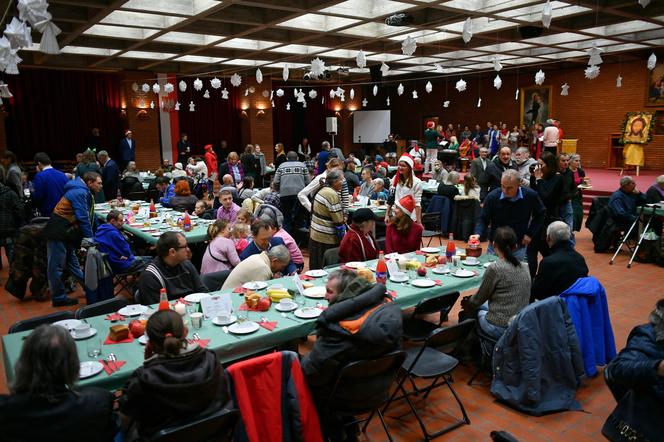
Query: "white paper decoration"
638 0 650 7
256 68 263 84
302 100 307 109
149 101 155 109
163 83 174 94
17 0 60 54
455 79 467 92
386 97 390 106
276 88 284 97
271 101 275 107
647 53 657 71
221 88 229 99
269 90 273 100
356 50 366 69
189 101 195 112
401 36 417 56
350 88 355 100
535 69 545 85
380 62 389 76
340 94 345 102
561 83 570 96
425 81 432 93
584 65 600 79
362 98 368 107
462 18 473 43
515 89 519 101
3 50 20 75
329 89 335 99
412 90 418 99
210 77 221 89
296 89 306 103
310 57 326 77
286 103 291 110
616 75 623 88
587 44 603 66
4 18 32 49
493 74 502 90
131 82 139 92
477 97 481 108
282 65 289 82
193 78 203 91
174 101 180 111
0 82 13 98
308 89 317 99
542 0 552 28
244 89 249 97
443 100 450 108
203 89 210 98
493 56 503 72
373 85 378 96
397 83 404 96
35 19 60 54
179 80 187 92
152 83 160 94
335 87 345 97
434 63 444 73
293 88 298 98
230 74 241 87
141 83 150 93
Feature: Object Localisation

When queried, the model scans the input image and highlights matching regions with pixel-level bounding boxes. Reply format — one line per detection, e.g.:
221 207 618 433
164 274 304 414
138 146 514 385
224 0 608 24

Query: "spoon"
281 313 302 323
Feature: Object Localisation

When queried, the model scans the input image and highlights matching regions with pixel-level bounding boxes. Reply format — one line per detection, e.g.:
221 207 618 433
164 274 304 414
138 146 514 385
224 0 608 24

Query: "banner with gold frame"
619 112 654 145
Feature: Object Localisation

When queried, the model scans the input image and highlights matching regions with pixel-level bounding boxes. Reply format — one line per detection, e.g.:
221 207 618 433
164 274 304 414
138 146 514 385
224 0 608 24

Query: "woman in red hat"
385 194 423 254
385 153 423 225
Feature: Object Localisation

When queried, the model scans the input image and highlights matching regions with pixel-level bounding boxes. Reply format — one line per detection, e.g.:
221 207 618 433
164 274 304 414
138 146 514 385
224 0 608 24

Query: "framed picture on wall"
654 111 664 135
619 112 653 145
646 60 664 106
520 86 552 127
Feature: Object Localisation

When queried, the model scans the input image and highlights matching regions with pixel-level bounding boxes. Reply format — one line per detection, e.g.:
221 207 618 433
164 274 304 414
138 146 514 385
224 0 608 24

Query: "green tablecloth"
349 203 387 219
2 253 489 391
639 205 664 217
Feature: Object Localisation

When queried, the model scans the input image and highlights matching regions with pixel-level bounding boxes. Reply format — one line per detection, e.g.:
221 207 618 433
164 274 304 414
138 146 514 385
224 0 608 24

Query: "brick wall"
240 77 274 165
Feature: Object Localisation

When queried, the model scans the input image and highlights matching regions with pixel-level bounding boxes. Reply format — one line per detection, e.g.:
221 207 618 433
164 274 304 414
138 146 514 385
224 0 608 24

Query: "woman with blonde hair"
200 219 241 273
274 143 287 169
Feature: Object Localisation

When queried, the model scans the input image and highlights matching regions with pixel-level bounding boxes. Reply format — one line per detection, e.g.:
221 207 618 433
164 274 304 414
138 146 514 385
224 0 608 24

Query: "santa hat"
396 194 417 221
175 162 183 170
204 144 213 150
426 120 435 129
124 129 132 136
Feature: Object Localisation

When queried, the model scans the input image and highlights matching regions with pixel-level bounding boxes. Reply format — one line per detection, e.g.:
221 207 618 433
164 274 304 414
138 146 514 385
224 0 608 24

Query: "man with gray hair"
97 150 120 201
531 221 588 301
609 175 647 230
221 244 291 290
317 141 331 173
274 151 309 234
514 147 537 188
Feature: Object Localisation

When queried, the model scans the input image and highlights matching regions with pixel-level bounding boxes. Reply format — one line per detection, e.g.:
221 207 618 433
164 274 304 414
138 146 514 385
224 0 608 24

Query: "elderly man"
274 151 309 233
609 176 648 231
531 221 589 302
219 174 239 200
97 150 120 201
216 189 240 223
240 218 297 275
437 171 460 201
317 141 331 173
514 147 537 188
470 146 491 200
221 245 290 290
471 169 545 275
486 146 516 193
301 269 402 440
118 130 135 172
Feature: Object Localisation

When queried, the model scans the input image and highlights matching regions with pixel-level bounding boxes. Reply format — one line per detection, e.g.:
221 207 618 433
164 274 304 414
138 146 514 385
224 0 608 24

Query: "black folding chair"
146 407 239 442
8 311 75 334
75 297 128 319
402 291 460 342
322 247 340 269
421 212 442 247
467 326 498 386
382 320 476 440
326 351 406 442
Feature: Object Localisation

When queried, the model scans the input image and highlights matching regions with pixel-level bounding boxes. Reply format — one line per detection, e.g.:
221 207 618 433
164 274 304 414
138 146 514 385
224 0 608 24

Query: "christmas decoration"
179 80 187 92
163 83 174 94
329 89 335 99
203 89 210 98
443 100 450 108
397 83 404 95
425 81 432 93
584 65 600 79
373 85 378 96
302 100 307 108
4 18 32 49
586 44 603 65
616 75 623 88
244 89 249 97
493 56 503 72
386 97 390 106
434 62 444 73
477 97 481 108
335 86 345 97
221 88 229 99
189 101 195 112
493 74 502 90
0 82 13 98
286 103 291 110
350 88 355 100
362 98 368 107
535 69 545 85
152 83 160 94
282 65 289 81
210 77 221 89
561 83 570 96
18 0 61 53
638 0 650 7
3 50 20 74
455 79 467 92
296 89 306 103
308 89 317 99
276 88 284 97
256 68 263 84
141 83 150 93
401 36 416 56
131 83 139 92
356 50 366 69
193 78 203 91
230 73 241 87
150 101 155 109
462 18 473 43
515 89 519 100
174 101 180 111
542 0 552 28
412 90 418 99
310 57 326 77
380 62 389 76
647 53 657 70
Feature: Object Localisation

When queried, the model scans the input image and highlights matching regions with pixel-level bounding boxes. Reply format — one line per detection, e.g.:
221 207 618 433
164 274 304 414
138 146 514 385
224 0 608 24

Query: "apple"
437 255 447 265
129 320 145 338
257 297 272 311
417 266 427 277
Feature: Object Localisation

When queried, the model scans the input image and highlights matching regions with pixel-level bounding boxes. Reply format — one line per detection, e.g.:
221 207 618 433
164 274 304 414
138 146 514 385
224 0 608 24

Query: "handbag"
601 389 664 442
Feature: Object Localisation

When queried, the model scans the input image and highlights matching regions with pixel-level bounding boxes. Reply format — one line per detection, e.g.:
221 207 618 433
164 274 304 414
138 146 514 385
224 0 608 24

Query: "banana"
268 290 292 302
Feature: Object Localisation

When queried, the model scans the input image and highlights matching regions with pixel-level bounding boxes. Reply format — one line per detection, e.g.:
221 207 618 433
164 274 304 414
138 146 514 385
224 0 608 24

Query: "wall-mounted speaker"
326 117 338 134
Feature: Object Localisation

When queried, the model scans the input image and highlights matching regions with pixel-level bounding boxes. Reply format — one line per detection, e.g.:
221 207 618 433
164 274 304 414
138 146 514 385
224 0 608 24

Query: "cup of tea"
279 299 296 310
73 323 91 338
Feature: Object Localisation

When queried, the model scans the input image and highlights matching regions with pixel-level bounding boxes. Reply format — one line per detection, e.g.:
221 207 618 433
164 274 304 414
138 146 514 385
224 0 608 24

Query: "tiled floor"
0 228 662 441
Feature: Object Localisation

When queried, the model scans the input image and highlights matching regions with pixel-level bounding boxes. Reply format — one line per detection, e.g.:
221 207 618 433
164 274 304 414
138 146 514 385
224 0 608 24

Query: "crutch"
627 207 655 268
609 209 640 265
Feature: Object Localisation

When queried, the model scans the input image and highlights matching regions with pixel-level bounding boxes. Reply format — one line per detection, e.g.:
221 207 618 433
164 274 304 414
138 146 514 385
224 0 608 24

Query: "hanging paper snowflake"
141 83 150 93
639 0 651 6
230 73 241 87
412 90 418 99
17 0 50 27
542 0 552 28
193 78 203 91
3 50 20 75
271 101 275 108
561 83 570 96
493 56 503 72
373 85 378 96
0 82 13 98
335 87 345 97
647 53 657 71
221 88 229 99
386 97 390 106
203 90 210 98
535 69 545 85
477 97 482 108
443 100 450 108
131 83 139 92
310 57 326 77
380 62 389 76
35 19 61 55
189 101 195 112
350 88 355 100
174 101 180 111
425 81 432 94
282 65 289 82
616 75 623 88
340 94 345 102
152 83 160 94
256 68 263 84
4 18 32 49
397 83 404 96
149 101 155 109
515 89 519 101
586 44 603 66
584 65 600 79
356 50 366 69
244 89 249 97
269 90 273 101
493 74 502 90
179 80 187 92
362 98 368 107
163 83 174 94
276 88 284 97
286 103 291 111
329 89 335 99
401 36 416 56
462 18 473 43
308 89 317 99
210 77 221 89
302 100 307 109
455 79 467 92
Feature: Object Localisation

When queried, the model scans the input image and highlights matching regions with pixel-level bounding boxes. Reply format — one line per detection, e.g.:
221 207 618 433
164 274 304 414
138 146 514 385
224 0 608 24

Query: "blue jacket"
239 237 296 275
159 184 175 206
608 189 647 228
560 276 617 377
32 167 68 216
317 150 329 174
119 138 135 162
94 223 135 273
63 178 96 238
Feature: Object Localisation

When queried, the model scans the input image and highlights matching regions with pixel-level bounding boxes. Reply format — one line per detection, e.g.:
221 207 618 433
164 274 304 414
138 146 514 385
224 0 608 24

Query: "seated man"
301 269 402 439
609 176 648 231
221 245 290 290
531 221 589 302
437 170 460 201
219 174 239 200
194 200 216 220
239 218 297 275
95 210 150 274
154 177 175 207
369 178 388 201
216 189 240 223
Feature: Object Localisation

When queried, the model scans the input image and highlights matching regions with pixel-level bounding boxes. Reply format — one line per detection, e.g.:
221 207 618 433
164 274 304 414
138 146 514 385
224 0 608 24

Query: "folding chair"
421 212 442 247
322 247 340 269
9 311 75 334
75 297 128 319
402 291 460 342
382 320 476 440
146 408 239 442
467 327 498 386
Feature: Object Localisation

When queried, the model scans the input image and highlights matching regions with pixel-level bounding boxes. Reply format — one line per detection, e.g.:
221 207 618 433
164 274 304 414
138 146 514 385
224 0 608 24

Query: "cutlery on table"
222 326 240 339
281 313 302 323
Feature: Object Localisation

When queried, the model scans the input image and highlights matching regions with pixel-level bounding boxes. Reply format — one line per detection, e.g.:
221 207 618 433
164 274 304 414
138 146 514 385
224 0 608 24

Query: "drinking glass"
86 339 102 359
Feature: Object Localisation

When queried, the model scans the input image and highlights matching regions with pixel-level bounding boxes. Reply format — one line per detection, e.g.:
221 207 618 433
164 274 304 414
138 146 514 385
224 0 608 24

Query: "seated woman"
461 227 531 340
168 180 198 213
123 161 140 178
201 219 241 274
119 310 229 439
455 174 481 201
369 178 389 201
0 325 117 441
237 176 256 200
339 208 378 263
385 195 423 254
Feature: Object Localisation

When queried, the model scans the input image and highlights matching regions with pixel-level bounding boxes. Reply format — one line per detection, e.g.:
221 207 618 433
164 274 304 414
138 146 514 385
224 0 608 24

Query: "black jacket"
436 183 460 200
0 183 24 236
531 241 589 301
558 168 577 203
121 176 144 197
486 158 515 192
530 173 564 221
0 387 117 442
137 257 207 304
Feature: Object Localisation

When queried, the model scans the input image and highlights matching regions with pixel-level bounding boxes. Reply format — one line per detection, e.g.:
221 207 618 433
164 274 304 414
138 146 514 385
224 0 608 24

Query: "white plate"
151 232 162 237
53 319 82 331
72 328 98 340
294 307 322 319
303 286 326 298
344 262 365 269
242 281 267 291
228 321 260 334
129 223 144 228
275 302 298 312
141 227 156 232
118 304 149 316
305 269 328 278
212 314 237 326
463 259 481 266
411 279 436 288
138 334 148 345
432 267 451 275
452 269 475 278
420 247 440 254
184 292 211 303
389 274 409 283
79 361 104 379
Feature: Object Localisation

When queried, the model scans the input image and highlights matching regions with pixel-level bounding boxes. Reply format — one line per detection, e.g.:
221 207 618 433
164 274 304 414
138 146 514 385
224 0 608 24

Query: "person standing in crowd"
32 152 68 217
542 119 560 155
514 147 538 188
343 160 360 191
488 124 500 156
298 137 311 161
317 141 330 174
0 173 25 263
298 158 349 218
329 144 345 162
424 121 444 173
1 151 23 198
309 170 346 270
609 176 648 231
274 151 309 234
509 126 520 152
203 144 218 187
240 144 258 180
74 149 104 203
274 143 287 169
218 152 243 185
118 129 136 172
568 154 586 232
470 146 490 200
557 153 576 234
254 144 267 187
97 150 120 202
486 146 515 193
177 133 192 165
87 127 101 150
385 154 423 224
386 195 423 254
339 208 377 263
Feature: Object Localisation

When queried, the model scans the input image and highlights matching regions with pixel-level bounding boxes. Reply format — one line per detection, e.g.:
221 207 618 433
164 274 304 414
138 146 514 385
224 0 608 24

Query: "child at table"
230 223 250 254
201 219 241 273
235 208 253 226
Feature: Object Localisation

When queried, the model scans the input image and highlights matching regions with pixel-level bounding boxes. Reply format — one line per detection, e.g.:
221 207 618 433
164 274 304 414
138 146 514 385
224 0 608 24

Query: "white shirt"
394 176 423 207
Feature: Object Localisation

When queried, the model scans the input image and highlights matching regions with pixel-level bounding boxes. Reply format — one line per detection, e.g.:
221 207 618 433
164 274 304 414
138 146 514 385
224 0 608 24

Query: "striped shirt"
310 186 345 245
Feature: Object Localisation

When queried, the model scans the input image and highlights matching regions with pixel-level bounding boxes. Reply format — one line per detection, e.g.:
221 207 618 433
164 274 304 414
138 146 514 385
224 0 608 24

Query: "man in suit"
118 130 135 171
531 221 588 302
470 146 490 201
97 150 120 201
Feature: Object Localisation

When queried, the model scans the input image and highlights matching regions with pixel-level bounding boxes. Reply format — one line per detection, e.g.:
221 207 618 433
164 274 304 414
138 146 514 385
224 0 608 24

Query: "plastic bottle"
116 188 123 205
183 211 192 232
158 288 170 311
445 233 456 259
375 251 387 285
149 199 157 218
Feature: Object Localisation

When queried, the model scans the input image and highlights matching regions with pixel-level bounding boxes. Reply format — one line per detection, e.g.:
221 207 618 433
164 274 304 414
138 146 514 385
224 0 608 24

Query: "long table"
2 253 489 391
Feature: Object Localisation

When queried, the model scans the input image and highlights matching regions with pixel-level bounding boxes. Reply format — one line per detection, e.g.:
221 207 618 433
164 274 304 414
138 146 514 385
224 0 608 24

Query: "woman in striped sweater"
308 170 346 270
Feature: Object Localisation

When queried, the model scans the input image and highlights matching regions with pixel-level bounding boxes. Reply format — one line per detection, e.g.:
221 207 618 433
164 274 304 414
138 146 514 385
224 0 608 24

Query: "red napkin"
434 280 443 286
105 313 125 321
299 274 315 281
415 250 426 255
103 334 135 345
187 339 210 348
233 287 249 294
176 297 192 305
99 359 126 375
259 321 278 332
238 302 269 312
387 290 397 299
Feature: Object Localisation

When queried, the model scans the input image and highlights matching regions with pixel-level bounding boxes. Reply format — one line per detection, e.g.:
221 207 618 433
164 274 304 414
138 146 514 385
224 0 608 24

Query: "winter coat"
43 178 96 244
586 196 620 253
491 296 584 416
94 223 135 273
560 276 617 377
0 183 24 237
